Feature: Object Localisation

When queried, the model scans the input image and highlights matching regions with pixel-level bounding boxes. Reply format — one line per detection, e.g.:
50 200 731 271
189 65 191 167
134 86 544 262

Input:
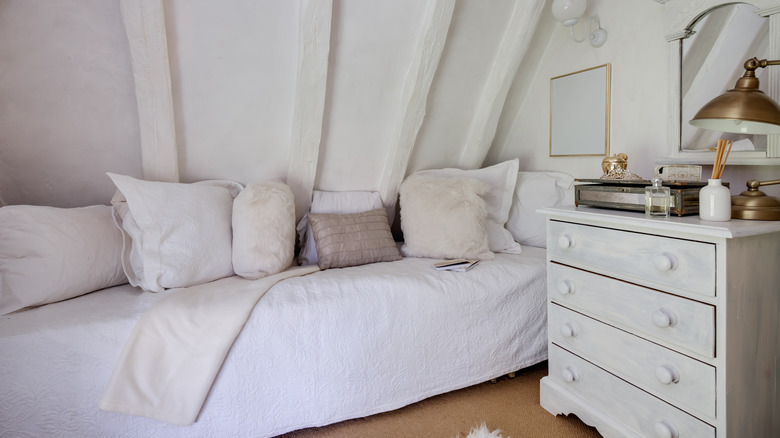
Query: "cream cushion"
413 159 521 254
399 174 494 261
0 205 127 315
506 171 575 248
107 173 243 293
232 181 296 279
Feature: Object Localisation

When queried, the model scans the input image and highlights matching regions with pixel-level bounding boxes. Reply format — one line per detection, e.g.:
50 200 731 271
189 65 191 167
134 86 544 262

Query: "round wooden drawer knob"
561 366 579 383
653 253 678 272
557 280 575 296
652 308 678 328
654 419 680 438
655 364 680 385
557 235 575 249
560 323 579 338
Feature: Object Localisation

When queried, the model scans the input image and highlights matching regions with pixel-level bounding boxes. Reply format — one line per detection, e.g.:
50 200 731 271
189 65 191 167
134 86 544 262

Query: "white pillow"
232 181 296 279
399 174 494 260
107 173 243 292
297 190 384 265
413 159 522 254
506 171 575 248
0 205 127 315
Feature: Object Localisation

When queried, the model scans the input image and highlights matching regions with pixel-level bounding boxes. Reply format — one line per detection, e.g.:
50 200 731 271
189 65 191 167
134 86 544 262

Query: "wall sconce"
551 0 608 48
690 57 780 220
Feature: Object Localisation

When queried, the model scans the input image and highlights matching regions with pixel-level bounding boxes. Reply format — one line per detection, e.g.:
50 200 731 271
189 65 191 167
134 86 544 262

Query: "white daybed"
0 164 574 438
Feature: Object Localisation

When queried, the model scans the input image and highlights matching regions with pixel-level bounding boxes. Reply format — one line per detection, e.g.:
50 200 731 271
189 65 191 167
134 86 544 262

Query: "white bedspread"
98 266 319 426
0 249 548 438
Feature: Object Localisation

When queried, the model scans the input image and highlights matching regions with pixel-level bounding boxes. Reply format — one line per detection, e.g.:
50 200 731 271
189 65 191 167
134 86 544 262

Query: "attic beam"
287 0 333 221
458 0 546 169
120 0 179 182
377 0 455 218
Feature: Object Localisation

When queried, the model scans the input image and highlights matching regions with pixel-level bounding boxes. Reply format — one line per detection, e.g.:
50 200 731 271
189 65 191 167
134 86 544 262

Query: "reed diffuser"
699 139 733 221
711 139 733 180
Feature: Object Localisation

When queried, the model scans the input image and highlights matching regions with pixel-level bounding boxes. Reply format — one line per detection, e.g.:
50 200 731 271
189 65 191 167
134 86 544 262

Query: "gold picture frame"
550 63 611 157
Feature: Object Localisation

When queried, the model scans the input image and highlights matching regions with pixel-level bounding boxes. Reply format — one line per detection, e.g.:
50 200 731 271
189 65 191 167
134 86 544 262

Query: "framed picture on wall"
549 64 611 157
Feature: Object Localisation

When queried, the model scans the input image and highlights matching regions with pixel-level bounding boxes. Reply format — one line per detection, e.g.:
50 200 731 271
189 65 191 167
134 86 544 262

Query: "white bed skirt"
0 248 548 438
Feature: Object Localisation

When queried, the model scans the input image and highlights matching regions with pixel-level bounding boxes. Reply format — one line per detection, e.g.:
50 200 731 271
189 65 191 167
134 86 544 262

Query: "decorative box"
653 165 702 182
574 179 723 216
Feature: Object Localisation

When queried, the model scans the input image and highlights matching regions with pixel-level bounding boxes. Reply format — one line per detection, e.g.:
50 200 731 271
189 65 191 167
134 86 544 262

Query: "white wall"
167 0 299 184
0 0 143 207
0 0 531 208
1 0 779 208
315 0 424 191
409 0 520 173
489 0 780 198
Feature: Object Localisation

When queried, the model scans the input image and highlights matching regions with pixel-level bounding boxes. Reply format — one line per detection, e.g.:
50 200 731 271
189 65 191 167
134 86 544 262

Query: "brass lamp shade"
690 58 780 135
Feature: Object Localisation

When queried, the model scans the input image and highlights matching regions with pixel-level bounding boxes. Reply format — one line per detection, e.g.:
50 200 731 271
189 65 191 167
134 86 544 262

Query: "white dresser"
539 206 780 438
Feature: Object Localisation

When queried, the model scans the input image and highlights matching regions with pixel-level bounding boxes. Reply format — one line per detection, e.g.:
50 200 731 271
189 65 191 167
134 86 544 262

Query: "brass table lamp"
690 58 780 134
690 58 780 220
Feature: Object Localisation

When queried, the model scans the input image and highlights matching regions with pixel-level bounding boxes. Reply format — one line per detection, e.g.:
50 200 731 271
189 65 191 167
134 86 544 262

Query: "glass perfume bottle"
645 178 670 218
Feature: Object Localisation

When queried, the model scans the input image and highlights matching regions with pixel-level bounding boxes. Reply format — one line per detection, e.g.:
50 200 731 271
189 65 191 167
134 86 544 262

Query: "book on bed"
432 259 480 272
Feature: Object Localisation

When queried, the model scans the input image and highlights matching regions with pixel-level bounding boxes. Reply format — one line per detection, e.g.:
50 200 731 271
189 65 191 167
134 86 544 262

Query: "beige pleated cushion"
308 209 402 269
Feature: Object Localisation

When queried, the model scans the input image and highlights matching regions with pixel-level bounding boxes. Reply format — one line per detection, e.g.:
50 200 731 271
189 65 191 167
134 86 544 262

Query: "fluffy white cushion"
297 190 384 265
506 171 575 248
107 173 243 293
413 159 521 254
0 205 127 315
232 181 296 279
399 174 494 260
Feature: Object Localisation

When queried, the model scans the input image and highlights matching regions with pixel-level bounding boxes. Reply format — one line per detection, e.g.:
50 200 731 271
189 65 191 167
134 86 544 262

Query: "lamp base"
730 187 780 220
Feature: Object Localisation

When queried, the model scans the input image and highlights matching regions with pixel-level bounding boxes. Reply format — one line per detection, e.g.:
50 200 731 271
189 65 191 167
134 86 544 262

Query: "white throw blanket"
98 266 319 426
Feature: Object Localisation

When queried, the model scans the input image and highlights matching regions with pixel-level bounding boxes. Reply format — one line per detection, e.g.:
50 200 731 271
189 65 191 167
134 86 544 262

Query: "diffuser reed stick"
711 139 733 179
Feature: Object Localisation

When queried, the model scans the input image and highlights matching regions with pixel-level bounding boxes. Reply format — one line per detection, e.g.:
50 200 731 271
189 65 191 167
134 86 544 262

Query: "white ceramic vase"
699 179 731 221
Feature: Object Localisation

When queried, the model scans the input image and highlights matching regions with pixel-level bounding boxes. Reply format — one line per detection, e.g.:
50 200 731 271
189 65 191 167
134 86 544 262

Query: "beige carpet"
279 361 602 438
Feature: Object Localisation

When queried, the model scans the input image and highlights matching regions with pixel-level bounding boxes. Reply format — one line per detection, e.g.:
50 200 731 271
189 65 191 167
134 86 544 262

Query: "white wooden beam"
287 0 333 221
120 0 179 182
458 0 546 169
377 0 455 218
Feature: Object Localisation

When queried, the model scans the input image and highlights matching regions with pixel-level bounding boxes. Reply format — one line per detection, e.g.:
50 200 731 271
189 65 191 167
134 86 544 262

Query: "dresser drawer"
549 263 715 358
549 304 715 418
547 220 716 297
548 345 715 438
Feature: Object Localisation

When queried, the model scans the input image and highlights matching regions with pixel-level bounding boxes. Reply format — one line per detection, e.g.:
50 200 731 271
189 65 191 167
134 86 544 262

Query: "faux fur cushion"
413 159 521 254
308 209 402 269
232 181 296 279
0 205 127 315
399 174 494 260
107 173 243 293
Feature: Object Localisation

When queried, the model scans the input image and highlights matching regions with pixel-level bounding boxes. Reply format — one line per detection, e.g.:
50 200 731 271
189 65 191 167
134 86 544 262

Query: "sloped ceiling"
0 0 546 216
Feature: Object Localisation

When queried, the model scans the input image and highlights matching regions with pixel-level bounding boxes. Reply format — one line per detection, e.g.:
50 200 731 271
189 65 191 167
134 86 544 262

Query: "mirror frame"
665 0 780 165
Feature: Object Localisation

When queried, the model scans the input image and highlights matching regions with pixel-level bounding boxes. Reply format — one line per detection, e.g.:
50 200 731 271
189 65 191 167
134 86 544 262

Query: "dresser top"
540 206 780 239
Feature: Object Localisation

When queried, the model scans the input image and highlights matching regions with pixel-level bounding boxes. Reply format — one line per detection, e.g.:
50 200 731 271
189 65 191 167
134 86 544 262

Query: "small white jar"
699 179 731 221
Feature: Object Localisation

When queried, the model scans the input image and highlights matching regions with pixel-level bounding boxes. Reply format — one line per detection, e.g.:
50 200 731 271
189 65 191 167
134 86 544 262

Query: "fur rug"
458 422 507 438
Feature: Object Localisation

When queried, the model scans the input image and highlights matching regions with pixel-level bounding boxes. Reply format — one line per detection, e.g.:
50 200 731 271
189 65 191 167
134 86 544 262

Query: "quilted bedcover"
0 248 548 438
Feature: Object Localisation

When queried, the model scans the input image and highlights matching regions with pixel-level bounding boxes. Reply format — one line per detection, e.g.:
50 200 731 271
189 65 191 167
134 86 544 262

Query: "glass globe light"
552 0 587 27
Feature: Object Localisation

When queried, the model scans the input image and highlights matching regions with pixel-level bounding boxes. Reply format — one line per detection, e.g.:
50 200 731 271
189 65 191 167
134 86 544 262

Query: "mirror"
549 64 611 157
681 3 769 153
